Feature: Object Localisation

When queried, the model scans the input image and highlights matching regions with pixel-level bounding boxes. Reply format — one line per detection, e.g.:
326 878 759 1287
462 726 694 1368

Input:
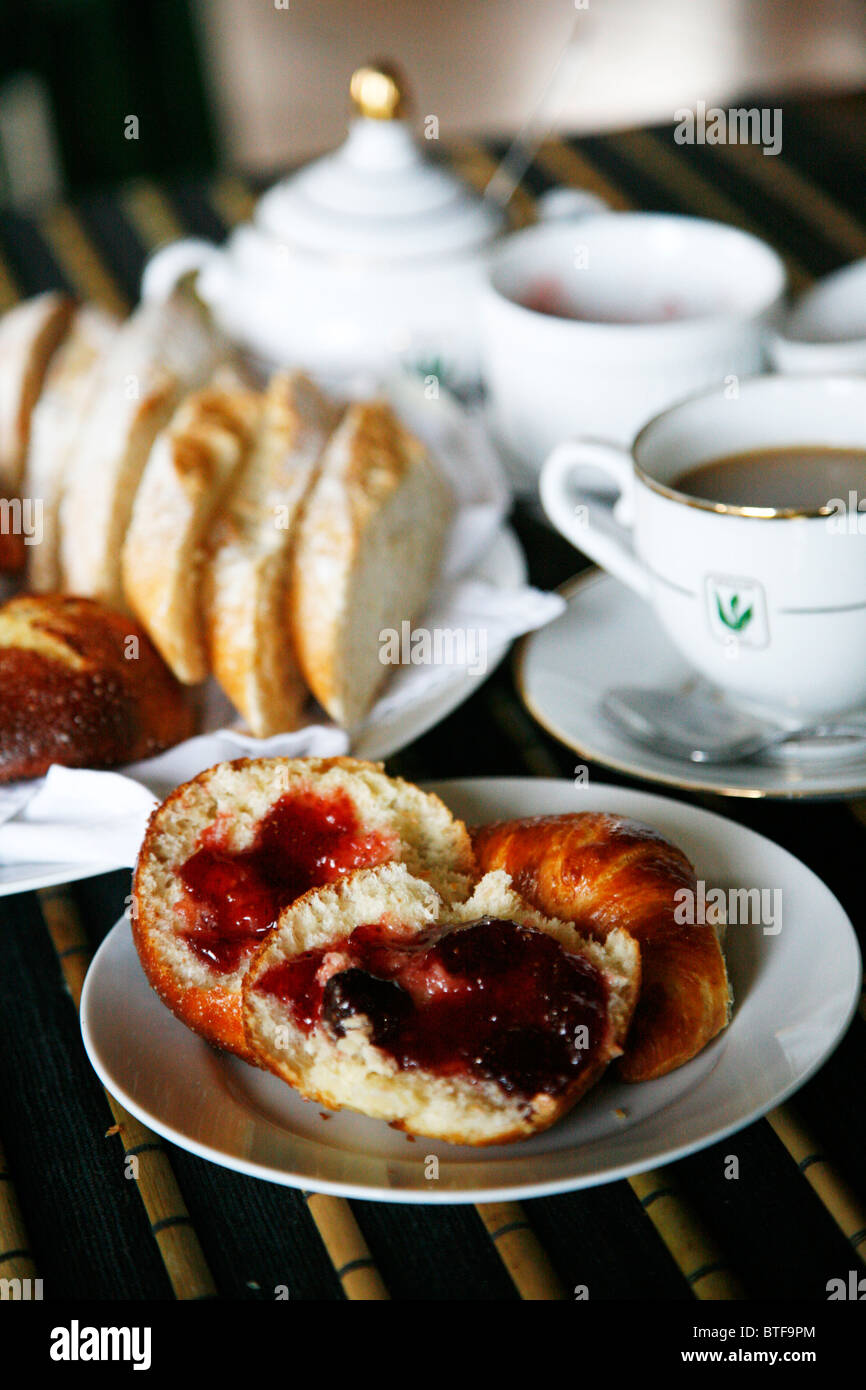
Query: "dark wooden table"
0 95 864 1306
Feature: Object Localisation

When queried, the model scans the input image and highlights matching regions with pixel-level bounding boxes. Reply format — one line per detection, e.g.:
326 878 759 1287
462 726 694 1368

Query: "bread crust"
0 594 196 781
0 513 25 574
472 813 732 1082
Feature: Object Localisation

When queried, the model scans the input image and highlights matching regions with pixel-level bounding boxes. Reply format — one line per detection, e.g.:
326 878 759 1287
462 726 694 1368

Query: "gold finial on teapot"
350 62 407 120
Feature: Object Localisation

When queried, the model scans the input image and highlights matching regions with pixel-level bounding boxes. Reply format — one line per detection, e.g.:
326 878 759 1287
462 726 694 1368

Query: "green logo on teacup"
706 576 768 649
715 591 754 632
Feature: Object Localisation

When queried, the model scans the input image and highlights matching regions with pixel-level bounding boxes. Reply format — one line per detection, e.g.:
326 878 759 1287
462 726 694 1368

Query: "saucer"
517 569 866 799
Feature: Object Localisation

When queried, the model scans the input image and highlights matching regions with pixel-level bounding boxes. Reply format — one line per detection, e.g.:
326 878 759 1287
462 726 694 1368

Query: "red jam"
176 789 394 973
256 917 609 1100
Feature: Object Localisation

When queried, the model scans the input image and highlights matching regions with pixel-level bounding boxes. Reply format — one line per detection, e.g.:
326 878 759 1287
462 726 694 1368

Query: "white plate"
518 568 866 800
0 525 524 899
80 776 860 1203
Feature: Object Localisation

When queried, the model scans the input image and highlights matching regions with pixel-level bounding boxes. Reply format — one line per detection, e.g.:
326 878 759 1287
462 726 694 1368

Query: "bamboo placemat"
475 1202 566 1300
0 94 863 1299
37 887 217 1301
0 1136 38 1288
768 1107 866 1266
303 1195 390 1301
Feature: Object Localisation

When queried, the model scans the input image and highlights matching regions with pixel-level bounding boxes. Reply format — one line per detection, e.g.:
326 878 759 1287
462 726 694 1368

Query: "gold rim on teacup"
630 373 866 520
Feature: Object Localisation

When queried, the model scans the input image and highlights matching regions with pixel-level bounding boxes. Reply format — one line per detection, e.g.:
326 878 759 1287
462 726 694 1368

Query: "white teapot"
143 65 508 387
143 63 601 388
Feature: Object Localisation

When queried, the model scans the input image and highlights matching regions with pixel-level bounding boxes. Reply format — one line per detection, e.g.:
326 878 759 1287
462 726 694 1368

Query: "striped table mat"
0 95 864 1301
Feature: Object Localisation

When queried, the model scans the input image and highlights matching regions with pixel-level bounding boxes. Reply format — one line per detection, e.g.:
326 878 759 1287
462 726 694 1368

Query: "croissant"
471 813 731 1082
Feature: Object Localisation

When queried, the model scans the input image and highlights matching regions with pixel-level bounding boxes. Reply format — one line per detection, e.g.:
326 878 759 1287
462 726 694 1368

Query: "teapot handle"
141 238 223 303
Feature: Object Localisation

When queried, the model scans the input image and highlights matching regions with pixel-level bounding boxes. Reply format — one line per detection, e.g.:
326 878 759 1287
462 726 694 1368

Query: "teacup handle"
539 440 650 599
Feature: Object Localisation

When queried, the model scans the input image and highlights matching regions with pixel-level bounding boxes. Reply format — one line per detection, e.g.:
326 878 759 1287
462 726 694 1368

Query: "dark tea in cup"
673 446 866 512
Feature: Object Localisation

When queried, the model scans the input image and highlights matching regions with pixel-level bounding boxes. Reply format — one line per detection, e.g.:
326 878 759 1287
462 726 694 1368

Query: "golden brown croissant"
471 813 731 1082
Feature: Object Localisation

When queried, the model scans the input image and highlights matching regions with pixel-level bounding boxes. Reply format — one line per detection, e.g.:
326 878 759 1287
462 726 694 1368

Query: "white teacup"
540 375 866 720
481 212 786 471
768 258 866 374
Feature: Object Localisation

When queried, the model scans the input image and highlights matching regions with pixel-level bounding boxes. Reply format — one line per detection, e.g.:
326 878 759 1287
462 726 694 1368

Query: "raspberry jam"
256 917 609 1099
177 789 393 973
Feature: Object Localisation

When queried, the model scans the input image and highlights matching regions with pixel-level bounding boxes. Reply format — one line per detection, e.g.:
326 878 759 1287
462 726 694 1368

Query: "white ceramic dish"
481 212 785 469
80 776 860 1202
518 568 866 799
142 65 505 388
769 258 866 373
541 375 866 721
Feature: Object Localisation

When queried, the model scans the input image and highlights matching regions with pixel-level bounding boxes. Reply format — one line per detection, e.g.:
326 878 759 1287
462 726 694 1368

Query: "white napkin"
0 725 351 868
365 579 564 721
0 377 564 874
0 768 159 868
0 782 39 829
123 724 351 802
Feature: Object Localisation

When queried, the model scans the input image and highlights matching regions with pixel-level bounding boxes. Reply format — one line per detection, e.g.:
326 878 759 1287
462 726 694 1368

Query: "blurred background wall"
197 0 866 172
0 0 865 203
0 0 215 203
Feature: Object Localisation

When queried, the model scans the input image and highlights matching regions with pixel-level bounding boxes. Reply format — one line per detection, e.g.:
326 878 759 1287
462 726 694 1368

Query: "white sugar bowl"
142 64 513 388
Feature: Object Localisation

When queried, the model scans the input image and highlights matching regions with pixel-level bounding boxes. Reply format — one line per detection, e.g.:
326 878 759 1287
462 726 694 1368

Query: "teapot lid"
254 62 504 260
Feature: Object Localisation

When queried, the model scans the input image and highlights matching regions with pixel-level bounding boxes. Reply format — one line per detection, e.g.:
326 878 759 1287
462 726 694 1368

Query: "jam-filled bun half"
242 864 641 1145
131 756 475 1058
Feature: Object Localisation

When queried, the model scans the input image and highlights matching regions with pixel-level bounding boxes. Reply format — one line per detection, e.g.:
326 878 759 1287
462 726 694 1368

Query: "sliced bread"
289 401 453 729
25 305 119 592
0 292 74 493
121 383 262 683
59 289 229 607
203 371 339 733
